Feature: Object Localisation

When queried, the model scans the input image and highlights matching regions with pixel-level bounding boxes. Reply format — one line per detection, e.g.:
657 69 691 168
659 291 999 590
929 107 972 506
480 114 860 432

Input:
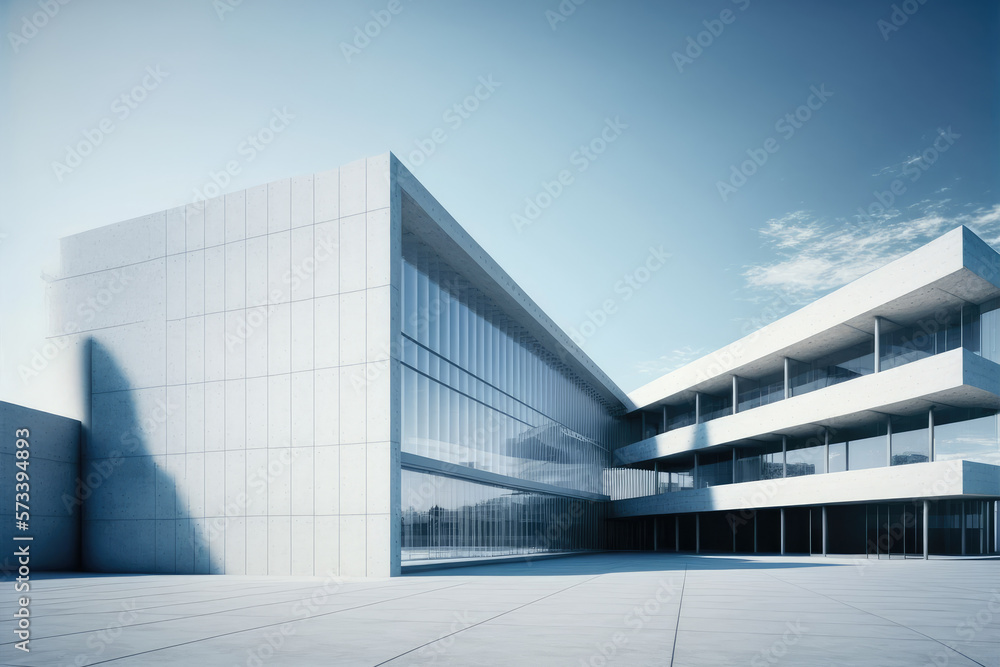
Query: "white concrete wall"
610 459 994 517
0 402 81 571
50 154 401 577
616 349 1000 465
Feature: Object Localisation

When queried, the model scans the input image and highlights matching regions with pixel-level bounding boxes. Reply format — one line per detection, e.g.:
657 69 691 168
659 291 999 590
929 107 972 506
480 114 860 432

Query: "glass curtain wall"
401 470 604 560
789 340 874 396
401 234 625 496
400 232 624 559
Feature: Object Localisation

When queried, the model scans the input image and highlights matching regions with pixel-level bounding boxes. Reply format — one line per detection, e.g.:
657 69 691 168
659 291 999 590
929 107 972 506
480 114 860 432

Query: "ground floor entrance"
612 498 999 557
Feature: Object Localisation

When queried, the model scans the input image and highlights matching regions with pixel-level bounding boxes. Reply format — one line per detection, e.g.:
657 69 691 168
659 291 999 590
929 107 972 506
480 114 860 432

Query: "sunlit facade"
611 227 1000 558
44 154 999 577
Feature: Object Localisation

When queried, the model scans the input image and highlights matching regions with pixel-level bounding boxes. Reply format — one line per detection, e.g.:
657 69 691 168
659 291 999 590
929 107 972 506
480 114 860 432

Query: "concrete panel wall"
0 402 81 571
51 153 401 577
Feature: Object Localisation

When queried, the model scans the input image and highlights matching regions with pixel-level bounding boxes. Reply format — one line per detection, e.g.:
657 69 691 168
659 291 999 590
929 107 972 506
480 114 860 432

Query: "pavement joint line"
21 579 436 616
372 573 609 666
67 582 469 666
0 580 455 646
16 581 352 613
764 573 988 667
668 565 688 667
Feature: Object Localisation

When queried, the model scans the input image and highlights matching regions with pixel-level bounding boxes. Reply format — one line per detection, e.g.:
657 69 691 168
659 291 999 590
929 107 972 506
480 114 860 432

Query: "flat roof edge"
391 154 633 411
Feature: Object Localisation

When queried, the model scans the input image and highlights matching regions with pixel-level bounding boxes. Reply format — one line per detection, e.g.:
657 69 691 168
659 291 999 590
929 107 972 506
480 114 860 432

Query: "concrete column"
732 448 737 485
824 428 830 474
780 508 786 555
653 517 658 552
822 506 828 556
694 453 700 489
923 500 930 559
783 358 791 399
732 376 739 415
928 407 935 461
695 393 702 424
654 461 660 495
874 316 882 373
753 512 758 553
695 513 701 554
675 516 680 553
662 405 668 433
782 436 787 478
886 415 893 468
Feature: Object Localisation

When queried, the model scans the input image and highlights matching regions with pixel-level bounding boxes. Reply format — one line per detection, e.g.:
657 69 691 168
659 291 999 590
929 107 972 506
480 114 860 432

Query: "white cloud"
744 202 1000 301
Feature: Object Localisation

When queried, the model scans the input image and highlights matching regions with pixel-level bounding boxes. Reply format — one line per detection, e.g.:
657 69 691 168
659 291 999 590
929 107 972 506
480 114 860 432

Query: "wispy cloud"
634 345 706 376
744 202 1000 301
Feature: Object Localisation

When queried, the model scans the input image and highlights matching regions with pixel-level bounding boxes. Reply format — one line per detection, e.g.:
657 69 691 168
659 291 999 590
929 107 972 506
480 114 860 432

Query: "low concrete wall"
0 402 81 571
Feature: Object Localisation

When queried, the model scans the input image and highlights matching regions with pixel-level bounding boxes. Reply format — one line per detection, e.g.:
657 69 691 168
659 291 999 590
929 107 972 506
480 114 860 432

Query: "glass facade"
786 436 826 477
982 298 1000 363
735 442 783 482
737 373 784 412
399 232 624 559
401 470 604 560
890 414 929 465
935 410 1000 465
789 340 874 397
880 309 963 371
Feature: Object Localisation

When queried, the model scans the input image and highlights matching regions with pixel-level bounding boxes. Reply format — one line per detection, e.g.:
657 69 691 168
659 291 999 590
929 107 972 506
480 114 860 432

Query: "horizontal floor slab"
616 349 1000 466
611 460 1000 518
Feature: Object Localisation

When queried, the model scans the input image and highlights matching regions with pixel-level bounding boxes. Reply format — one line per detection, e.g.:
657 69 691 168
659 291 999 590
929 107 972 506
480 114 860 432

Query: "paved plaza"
2 553 998 666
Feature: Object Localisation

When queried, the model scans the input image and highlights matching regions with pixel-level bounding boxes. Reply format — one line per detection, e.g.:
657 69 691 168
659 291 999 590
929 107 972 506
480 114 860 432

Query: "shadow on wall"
83 339 218 573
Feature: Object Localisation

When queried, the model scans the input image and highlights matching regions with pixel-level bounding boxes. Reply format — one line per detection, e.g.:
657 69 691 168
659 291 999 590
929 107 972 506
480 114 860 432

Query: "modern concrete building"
610 226 1000 558
40 153 999 577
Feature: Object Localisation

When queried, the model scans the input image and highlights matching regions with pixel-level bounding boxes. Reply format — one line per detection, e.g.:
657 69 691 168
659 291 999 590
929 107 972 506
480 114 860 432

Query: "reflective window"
935 411 999 465
665 402 696 431
980 298 1000 364
848 435 886 470
401 470 603 561
880 308 962 371
697 449 733 487
890 414 929 465
737 372 784 412
786 435 825 476
828 442 847 473
735 441 783 482
789 340 874 397
698 393 732 423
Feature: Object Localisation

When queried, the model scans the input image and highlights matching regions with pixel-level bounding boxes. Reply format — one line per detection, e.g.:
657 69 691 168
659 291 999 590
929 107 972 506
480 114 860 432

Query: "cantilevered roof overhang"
628 226 1000 411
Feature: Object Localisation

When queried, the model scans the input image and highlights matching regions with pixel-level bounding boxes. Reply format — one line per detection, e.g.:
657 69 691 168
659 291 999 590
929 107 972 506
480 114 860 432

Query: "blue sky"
1 0 998 409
